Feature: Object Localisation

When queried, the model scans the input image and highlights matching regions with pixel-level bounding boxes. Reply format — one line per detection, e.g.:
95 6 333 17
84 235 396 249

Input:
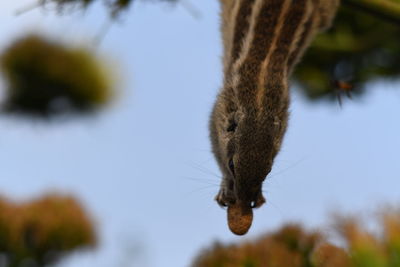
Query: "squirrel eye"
227 121 237 132
228 159 235 174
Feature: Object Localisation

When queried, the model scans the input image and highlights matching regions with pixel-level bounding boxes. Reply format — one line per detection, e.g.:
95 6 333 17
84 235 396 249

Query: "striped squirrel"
209 0 339 235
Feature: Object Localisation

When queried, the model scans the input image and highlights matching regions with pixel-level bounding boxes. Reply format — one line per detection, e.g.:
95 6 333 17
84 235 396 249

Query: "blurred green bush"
0 193 96 266
0 34 113 118
192 209 400 267
294 5 400 102
193 224 322 267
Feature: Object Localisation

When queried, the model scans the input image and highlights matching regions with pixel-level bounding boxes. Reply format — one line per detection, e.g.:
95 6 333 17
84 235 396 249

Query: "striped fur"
211 0 339 229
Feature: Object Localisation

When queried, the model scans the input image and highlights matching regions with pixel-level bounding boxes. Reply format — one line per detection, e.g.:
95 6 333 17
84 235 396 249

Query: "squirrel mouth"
215 181 266 209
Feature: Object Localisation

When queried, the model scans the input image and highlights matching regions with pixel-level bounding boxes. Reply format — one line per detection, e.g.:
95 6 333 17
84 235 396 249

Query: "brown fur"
210 0 339 214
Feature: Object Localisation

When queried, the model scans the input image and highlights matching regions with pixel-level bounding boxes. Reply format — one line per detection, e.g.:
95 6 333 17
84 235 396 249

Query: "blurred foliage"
40 0 96 10
193 224 323 267
0 193 96 267
106 0 179 18
294 4 400 102
33 0 178 18
192 208 400 267
344 0 400 24
0 34 113 119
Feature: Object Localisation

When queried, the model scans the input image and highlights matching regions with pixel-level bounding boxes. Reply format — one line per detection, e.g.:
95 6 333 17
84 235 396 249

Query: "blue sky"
1 1 400 267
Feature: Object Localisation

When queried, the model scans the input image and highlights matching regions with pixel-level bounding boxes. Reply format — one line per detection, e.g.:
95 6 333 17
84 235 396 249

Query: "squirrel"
209 0 340 235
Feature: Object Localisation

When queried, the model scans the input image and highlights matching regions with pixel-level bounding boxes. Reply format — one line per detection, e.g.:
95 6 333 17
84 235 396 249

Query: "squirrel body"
210 0 339 235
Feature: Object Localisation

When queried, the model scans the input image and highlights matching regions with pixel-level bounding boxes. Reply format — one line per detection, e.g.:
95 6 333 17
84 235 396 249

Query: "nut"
227 204 253 235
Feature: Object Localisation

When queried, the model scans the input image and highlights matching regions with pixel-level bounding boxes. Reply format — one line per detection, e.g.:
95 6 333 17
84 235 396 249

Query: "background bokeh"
0 1 400 266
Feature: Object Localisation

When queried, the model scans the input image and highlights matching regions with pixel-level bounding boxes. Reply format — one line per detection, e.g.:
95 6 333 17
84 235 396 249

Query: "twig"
93 19 114 46
15 0 42 16
179 0 202 20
